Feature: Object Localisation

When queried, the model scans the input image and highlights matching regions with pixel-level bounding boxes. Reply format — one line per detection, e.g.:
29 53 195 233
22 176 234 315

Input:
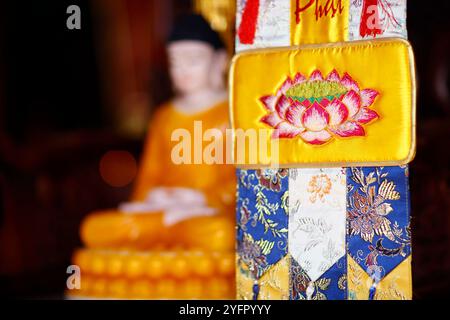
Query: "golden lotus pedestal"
67 249 235 299
67 211 235 299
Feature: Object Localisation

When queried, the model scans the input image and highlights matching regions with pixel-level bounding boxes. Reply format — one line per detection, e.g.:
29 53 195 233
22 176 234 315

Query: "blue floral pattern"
237 169 289 279
290 256 347 300
347 166 411 282
236 166 412 300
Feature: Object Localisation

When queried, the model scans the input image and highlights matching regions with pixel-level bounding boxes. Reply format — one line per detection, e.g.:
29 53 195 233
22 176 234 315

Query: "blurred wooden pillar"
91 0 174 138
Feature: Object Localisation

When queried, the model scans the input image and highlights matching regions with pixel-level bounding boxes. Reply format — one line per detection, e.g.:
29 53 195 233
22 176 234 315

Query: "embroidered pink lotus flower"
260 69 380 145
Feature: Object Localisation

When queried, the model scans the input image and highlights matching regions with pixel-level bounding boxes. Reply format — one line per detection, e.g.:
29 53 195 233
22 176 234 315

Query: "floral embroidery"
290 259 311 300
347 166 411 281
259 69 380 145
373 274 408 300
347 256 365 300
307 174 332 203
254 189 288 237
348 170 400 242
237 255 290 300
239 199 252 229
290 256 347 300
256 169 288 192
347 255 411 300
289 168 346 283
237 169 289 285
338 274 347 291
348 168 405 243
256 255 290 300
238 233 269 279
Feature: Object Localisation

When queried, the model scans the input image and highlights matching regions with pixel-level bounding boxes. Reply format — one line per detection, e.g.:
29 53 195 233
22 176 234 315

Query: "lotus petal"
277 77 293 95
260 112 282 127
326 69 341 82
273 121 304 138
310 69 324 81
275 95 291 117
293 72 306 85
330 121 365 137
285 101 307 127
360 89 380 107
341 90 361 118
300 130 332 145
301 102 330 131
260 95 277 111
327 99 349 126
354 107 379 124
341 72 360 92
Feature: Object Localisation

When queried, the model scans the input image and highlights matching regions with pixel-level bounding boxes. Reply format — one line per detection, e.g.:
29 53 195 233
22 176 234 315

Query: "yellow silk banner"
348 256 412 300
290 0 350 45
230 38 416 168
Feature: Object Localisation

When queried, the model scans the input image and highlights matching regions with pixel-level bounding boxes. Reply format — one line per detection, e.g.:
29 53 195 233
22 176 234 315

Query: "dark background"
0 0 449 298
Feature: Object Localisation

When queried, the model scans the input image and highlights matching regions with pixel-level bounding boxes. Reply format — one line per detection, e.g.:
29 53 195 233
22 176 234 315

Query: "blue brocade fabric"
290 256 347 300
236 169 289 279
347 166 412 282
236 166 412 299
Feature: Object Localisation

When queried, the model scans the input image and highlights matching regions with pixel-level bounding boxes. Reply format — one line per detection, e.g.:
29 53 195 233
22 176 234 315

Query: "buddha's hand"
119 187 207 213
145 187 207 207
145 187 217 226
119 187 217 226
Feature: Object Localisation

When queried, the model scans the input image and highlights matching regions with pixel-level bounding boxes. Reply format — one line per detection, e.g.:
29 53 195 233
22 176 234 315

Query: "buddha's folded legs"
80 210 167 250
169 216 235 252
80 210 234 252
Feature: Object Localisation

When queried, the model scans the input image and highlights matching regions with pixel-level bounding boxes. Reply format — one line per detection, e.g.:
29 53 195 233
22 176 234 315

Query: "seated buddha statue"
70 15 235 299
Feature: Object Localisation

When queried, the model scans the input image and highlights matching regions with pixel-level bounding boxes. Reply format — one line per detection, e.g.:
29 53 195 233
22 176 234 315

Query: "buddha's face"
167 40 216 95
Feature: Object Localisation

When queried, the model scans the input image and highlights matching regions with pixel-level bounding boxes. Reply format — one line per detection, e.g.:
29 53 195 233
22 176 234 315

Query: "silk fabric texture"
230 38 416 167
236 167 412 300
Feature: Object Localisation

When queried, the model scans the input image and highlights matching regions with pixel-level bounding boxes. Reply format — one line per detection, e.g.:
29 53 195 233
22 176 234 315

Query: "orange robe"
132 100 235 210
80 101 235 251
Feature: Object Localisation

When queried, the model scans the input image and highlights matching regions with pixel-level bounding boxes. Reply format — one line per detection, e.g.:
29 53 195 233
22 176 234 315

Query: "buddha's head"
167 14 227 96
